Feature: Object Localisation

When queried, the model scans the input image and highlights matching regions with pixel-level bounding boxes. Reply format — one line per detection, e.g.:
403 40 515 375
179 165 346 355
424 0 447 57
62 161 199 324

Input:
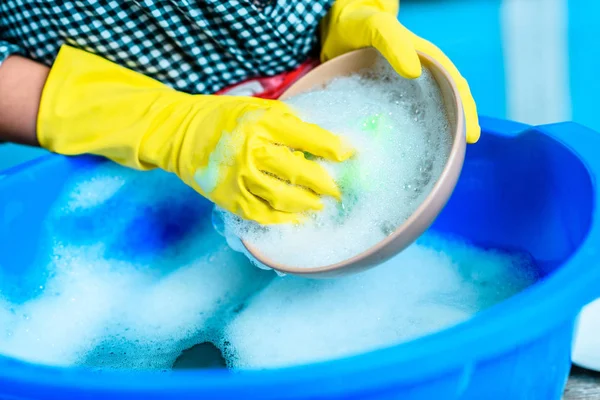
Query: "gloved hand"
320 0 480 144
38 45 352 225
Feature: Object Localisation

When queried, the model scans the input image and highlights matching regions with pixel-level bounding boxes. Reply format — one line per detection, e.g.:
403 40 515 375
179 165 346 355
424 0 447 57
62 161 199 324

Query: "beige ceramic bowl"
243 47 466 278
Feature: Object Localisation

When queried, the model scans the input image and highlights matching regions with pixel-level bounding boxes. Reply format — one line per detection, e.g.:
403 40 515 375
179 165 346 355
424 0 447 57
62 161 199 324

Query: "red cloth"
215 59 319 99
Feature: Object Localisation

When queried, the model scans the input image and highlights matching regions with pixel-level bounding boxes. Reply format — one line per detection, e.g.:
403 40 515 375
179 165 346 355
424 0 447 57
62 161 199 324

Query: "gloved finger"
238 199 304 225
412 36 481 143
255 144 341 199
244 168 324 214
263 111 354 162
456 78 481 144
366 13 422 79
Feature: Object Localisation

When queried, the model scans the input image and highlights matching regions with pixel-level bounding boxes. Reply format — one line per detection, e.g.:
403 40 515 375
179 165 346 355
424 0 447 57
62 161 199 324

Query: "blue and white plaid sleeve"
0 39 23 66
0 0 331 93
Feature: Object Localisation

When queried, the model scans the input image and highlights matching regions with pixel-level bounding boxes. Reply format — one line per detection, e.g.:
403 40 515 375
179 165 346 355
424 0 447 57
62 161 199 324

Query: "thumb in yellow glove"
320 0 481 144
38 45 353 225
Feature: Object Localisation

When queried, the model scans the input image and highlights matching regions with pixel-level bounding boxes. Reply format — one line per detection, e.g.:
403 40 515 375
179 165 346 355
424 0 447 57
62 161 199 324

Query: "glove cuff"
37 45 187 171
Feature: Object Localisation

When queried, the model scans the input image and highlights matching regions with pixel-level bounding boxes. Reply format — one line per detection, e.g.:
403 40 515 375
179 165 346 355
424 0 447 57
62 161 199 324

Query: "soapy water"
0 164 537 370
223 234 536 369
0 166 273 369
220 54 452 269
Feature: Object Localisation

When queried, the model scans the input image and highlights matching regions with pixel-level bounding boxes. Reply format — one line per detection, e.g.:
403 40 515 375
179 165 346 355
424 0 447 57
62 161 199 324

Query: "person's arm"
0 55 49 146
36 45 351 224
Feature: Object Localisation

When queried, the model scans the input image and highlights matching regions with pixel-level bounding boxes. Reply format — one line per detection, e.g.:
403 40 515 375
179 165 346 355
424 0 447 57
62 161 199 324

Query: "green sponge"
332 113 395 221
306 113 392 222
360 113 393 139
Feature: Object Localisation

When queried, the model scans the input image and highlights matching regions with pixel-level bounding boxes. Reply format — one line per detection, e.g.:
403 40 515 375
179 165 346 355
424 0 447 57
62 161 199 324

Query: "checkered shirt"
0 0 333 94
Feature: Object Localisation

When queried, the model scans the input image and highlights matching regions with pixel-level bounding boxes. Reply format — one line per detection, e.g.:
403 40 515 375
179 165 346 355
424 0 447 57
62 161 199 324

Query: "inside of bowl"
244 49 464 275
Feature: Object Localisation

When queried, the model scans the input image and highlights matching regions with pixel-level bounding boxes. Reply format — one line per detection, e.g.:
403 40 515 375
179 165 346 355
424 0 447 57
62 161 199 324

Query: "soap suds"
220 54 452 268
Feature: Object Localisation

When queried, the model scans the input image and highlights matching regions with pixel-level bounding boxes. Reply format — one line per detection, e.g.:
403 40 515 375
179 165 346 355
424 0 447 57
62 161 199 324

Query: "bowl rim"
242 47 466 277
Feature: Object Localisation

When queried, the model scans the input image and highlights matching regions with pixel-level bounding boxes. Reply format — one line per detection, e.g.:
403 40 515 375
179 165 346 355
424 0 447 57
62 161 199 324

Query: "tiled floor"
564 367 600 399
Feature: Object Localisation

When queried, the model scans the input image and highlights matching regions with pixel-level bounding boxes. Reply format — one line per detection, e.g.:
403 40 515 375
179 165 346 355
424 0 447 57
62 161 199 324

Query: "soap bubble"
221 234 537 370
221 54 452 269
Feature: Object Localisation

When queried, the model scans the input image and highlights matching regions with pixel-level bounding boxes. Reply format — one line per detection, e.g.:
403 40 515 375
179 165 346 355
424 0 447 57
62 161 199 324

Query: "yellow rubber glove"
37 45 353 225
320 0 481 144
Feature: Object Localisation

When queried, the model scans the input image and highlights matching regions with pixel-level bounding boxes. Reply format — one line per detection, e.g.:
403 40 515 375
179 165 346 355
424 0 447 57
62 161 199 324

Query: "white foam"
0 166 272 369
221 234 537 369
0 154 537 372
64 173 128 212
220 54 452 269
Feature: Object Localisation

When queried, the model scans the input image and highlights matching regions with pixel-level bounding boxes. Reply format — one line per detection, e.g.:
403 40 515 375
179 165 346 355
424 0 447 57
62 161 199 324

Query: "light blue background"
1 0 597 170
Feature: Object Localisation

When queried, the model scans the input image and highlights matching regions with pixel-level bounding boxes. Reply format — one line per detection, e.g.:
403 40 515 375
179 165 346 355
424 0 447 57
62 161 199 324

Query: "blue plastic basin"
0 116 599 399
